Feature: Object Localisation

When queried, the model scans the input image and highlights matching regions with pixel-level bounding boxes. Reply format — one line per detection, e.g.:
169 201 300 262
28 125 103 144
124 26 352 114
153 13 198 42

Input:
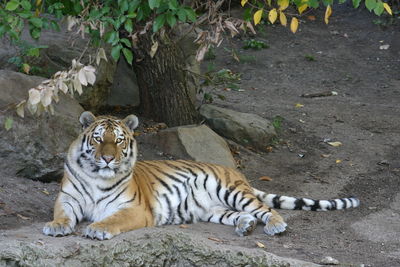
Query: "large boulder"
0 225 318 267
143 124 236 168
0 70 83 182
199 104 277 150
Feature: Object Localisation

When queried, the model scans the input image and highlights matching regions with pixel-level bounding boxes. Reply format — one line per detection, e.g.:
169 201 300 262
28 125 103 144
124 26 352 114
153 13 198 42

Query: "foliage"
243 39 269 50
241 0 393 33
7 40 48 75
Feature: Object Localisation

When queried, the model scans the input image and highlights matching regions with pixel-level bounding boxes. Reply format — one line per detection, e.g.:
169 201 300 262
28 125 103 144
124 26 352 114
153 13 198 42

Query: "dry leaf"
279 11 287 26
321 154 331 158
256 241 266 248
268 9 278 24
327 141 342 147
295 103 304 108
253 9 263 25
16 100 26 118
150 41 159 58
179 224 189 229
336 159 342 164
278 0 289 10
259 176 273 181
290 17 299 33
324 5 332 24
208 237 223 242
383 3 392 15
17 214 31 220
78 69 88 86
28 89 41 105
298 4 307 15
307 15 316 21
22 63 30 74
379 44 390 50
42 189 50 195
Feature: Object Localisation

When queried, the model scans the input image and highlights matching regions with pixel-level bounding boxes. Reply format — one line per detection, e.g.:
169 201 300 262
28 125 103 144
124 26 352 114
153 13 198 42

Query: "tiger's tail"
252 188 360 211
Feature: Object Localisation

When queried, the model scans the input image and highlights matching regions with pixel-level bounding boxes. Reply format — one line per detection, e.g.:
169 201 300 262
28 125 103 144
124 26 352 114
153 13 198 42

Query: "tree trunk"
132 31 200 127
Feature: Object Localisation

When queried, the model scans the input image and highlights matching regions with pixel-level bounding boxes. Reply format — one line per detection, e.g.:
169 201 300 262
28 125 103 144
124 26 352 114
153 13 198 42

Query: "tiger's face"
76 111 139 179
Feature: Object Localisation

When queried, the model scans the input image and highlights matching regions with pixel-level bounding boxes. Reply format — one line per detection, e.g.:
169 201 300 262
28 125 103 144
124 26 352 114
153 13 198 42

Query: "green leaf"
352 0 361 7
365 0 377 11
149 0 161 9
322 0 333 6
30 28 41 39
21 0 32 10
6 0 20 11
185 8 197 22
307 0 320 8
17 11 31 19
120 0 129 12
166 13 177 28
124 19 133 32
338 0 347 3
168 0 179 10
29 17 43 28
120 38 132 48
20 0 31 10
26 47 40 57
111 45 122 62
105 31 118 44
122 48 133 65
50 20 60 31
177 8 187 21
374 1 384 15
4 117 13 131
153 14 166 32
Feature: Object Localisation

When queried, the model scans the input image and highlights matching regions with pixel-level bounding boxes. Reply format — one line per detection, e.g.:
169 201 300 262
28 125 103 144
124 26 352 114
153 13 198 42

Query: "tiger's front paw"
43 219 74 237
84 223 119 240
263 212 287 236
235 214 257 237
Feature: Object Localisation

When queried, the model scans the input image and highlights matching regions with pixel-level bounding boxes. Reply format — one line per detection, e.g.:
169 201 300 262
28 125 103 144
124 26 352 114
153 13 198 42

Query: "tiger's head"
71 111 139 179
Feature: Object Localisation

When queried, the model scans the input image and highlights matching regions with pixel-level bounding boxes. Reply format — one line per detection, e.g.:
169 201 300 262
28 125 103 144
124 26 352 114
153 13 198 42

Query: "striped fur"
43 112 360 240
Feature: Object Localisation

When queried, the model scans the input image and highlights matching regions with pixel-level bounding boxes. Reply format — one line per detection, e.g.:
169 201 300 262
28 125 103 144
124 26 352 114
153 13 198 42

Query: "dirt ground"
1 5 400 267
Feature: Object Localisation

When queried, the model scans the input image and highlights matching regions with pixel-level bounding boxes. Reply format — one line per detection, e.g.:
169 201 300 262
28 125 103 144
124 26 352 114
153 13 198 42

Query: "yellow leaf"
280 11 287 26
295 103 304 108
278 0 289 10
241 0 248 7
256 241 266 248
298 4 308 14
22 63 30 74
253 9 263 25
327 141 342 147
336 159 342 164
259 176 273 181
290 17 299 33
383 3 392 15
268 9 278 24
324 5 332 24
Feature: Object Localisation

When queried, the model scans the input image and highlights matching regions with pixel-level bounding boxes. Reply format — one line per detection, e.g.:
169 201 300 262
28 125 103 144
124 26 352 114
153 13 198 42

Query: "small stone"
321 256 340 265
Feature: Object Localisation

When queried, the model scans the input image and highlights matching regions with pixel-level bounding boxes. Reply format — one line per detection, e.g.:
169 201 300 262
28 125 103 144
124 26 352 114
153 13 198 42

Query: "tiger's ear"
123 114 139 131
79 111 96 129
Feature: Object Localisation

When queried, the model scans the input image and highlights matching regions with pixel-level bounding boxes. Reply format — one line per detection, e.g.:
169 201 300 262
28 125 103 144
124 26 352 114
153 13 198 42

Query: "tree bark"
132 31 200 127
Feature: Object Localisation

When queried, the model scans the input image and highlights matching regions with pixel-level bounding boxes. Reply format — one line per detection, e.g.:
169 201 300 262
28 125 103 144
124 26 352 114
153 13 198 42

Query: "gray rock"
0 224 319 267
143 124 236 168
0 70 83 182
320 256 340 265
199 104 277 150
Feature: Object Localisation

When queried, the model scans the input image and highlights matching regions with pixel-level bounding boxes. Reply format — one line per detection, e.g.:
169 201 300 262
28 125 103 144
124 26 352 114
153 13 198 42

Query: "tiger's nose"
102 155 114 163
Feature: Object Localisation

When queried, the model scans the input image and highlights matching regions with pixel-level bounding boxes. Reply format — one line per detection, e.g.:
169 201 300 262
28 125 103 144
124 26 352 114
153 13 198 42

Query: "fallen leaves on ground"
256 241 266 248
208 237 223 242
259 176 273 181
327 141 342 147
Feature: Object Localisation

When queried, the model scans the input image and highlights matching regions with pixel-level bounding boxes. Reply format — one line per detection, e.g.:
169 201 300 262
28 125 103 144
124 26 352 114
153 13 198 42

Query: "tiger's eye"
116 138 123 144
94 137 102 143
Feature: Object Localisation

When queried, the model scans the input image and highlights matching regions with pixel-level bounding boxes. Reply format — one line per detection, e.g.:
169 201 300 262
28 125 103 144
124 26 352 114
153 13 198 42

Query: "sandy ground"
1 5 400 267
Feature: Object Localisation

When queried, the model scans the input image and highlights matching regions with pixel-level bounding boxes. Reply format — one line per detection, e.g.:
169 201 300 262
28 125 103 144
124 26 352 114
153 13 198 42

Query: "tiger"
43 111 360 240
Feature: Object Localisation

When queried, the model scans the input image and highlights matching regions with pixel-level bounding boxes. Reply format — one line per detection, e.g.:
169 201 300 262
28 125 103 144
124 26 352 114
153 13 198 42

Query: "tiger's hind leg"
201 208 258 236
236 194 287 235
